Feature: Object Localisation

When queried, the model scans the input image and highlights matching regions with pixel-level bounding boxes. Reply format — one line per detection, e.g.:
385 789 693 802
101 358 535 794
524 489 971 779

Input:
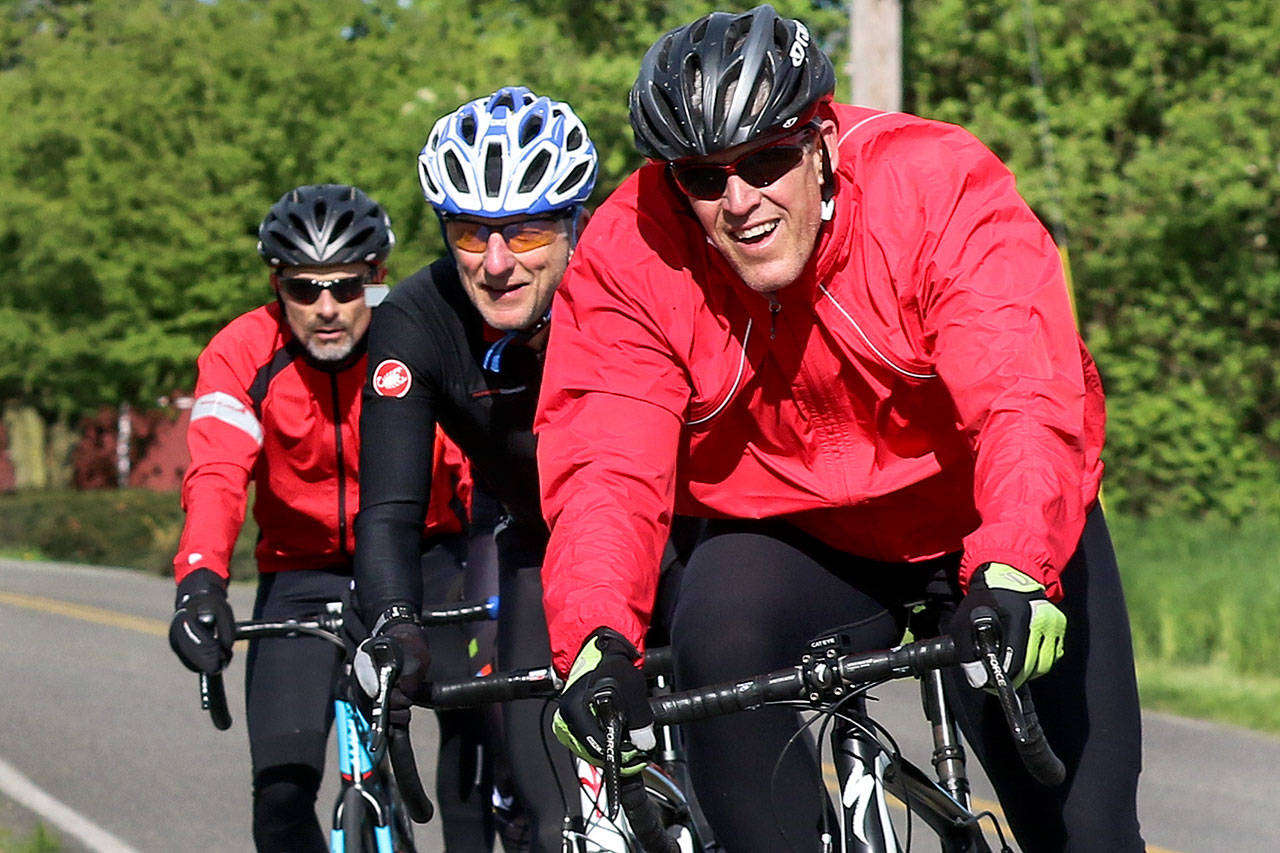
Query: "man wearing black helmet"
167 184 477 850
538 6 1144 852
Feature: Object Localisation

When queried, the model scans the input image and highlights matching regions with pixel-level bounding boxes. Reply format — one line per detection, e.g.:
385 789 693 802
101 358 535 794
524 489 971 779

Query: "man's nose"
483 231 517 276
721 174 762 216
313 289 341 317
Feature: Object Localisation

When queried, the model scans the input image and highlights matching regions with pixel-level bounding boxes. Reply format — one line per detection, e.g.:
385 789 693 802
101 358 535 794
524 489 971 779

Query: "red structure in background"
0 395 193 494
73 395 194 491
0 421 15 492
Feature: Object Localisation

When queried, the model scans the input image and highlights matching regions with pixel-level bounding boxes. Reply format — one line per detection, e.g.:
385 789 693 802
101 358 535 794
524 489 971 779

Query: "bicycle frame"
330 693 404 853
831 667 990 852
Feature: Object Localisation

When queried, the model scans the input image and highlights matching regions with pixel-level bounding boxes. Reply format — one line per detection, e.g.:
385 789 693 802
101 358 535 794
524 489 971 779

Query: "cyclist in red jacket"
539 6 1144 851
167 184 478 851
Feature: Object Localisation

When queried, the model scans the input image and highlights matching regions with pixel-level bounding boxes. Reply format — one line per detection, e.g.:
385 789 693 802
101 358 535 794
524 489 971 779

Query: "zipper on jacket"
330 372 349 558
767 294 781 340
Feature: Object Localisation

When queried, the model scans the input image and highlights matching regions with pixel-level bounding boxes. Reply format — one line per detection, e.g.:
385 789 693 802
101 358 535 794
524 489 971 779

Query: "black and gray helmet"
257 184 396 268
629 4 836 161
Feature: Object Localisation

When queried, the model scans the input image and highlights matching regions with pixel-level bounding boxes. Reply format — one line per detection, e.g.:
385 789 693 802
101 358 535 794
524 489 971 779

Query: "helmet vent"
519 113 544 147
312 200 327 225
656 39 673 72
484 141 504 198
493 90 516 111
272 230 300 252
444 150 470 194
683 58 705 119
567 125 583 151
333 209 355 239
520 150 551 193
347 226 374 251
725 18 750 53
555 161 590 196
773 18 789 48
460 115 477 146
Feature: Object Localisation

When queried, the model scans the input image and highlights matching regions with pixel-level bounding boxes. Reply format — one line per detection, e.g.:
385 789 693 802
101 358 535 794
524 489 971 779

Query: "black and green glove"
951 562 1066 690
553 627 655 775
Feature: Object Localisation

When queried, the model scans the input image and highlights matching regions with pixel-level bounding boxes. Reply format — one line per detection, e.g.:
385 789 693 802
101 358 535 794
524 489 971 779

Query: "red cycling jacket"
536 103 1106 674
174 303 469 584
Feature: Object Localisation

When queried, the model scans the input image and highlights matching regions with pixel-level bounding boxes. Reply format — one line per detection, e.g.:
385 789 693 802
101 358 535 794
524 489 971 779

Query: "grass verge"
1136 660 1280 734
0 824 60 853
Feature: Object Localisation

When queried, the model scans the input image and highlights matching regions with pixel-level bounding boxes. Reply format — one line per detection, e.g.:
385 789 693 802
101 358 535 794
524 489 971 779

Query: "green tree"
908 0 1280 517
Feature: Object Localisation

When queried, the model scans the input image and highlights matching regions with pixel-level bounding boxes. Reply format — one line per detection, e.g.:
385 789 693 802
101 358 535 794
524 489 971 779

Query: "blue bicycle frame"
331 694 400 852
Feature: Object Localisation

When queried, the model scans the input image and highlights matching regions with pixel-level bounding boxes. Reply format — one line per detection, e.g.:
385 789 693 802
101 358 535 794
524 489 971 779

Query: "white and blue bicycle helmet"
418 86 598 217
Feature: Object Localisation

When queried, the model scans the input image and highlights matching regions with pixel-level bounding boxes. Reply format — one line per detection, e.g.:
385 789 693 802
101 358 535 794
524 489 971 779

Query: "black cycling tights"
246 567 348 853
498 562 581 853
670 506 1144 853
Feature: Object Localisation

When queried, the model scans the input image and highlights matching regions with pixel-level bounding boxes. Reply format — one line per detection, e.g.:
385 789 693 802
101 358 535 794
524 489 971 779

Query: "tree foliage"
1 0 1276 517
907 0 1280 517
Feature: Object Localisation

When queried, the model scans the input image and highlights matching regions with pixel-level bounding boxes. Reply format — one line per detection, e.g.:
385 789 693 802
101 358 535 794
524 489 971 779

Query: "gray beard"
304 336 355 362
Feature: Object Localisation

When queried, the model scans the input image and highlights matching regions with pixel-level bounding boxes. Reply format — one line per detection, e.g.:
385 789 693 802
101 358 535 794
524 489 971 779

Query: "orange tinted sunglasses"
444 216 569 254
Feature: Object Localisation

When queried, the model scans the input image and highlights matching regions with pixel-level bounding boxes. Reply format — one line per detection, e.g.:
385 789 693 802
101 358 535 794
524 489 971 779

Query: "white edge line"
0 754 141 853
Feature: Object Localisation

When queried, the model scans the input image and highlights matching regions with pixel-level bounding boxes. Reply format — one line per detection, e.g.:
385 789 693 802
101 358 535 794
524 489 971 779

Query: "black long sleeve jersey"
354 255 547 620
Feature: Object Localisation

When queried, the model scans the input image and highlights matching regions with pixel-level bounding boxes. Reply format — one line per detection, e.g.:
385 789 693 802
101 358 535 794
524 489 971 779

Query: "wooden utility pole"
849 0 903 112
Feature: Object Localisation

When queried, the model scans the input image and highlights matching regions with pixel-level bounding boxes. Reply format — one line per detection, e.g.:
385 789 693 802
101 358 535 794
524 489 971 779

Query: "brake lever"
197 610 232 730
592 689 624 822
366 638 402 760
972 610 1027 740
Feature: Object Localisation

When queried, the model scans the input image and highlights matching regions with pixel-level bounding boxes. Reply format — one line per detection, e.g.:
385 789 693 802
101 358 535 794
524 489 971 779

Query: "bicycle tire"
382 764 418 853
341 785 378 853
640 765 711 852
578 764 711 852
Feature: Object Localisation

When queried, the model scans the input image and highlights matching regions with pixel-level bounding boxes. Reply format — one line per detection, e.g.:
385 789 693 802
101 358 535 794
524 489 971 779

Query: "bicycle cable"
536 697 589 845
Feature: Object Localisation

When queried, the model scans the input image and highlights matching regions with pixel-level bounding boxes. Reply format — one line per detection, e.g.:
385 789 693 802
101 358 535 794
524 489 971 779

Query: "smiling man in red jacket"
537 6 1144 851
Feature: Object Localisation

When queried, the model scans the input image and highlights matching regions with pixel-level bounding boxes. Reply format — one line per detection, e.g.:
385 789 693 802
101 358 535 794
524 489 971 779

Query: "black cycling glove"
168 568 235 675
951 562 1067 690
353 603 432 726
553 627 655 775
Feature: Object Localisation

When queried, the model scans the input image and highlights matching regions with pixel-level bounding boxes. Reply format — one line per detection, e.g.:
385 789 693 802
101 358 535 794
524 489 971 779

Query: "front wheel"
575 760 712 852
639 764 710 852
340 785 378 853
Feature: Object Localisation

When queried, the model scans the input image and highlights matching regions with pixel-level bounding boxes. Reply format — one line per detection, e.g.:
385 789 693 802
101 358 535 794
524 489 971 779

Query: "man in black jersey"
352 86 599 852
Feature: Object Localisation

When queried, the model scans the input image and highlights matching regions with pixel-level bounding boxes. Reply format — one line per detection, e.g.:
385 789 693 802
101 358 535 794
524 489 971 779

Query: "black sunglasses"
278 270 373 305
669 128 814 200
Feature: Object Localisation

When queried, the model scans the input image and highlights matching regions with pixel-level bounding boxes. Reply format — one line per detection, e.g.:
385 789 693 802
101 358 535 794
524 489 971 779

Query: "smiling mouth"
733 220 779 245
484 282 528 296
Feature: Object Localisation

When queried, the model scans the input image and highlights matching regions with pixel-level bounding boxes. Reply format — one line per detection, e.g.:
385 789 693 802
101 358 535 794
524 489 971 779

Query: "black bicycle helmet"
629 4 836 162
257 184 395 268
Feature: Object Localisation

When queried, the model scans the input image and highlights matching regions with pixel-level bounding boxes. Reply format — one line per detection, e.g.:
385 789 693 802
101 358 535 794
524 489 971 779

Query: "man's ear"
568 208 592 255
817 118 839 180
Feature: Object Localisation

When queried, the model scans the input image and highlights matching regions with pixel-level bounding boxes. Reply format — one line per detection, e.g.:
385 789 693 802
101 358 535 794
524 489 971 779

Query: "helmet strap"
818 135 836 221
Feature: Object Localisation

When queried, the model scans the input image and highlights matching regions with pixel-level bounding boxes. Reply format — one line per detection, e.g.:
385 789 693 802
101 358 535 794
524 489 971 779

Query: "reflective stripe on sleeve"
190 391 264 447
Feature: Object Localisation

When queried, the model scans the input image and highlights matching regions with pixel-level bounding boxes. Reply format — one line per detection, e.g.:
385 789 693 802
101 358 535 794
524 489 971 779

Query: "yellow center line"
0 590 168 637
3 588 1181 853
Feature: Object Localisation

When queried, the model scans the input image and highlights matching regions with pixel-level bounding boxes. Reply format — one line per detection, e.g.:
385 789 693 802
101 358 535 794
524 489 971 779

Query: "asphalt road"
2 557 1277 852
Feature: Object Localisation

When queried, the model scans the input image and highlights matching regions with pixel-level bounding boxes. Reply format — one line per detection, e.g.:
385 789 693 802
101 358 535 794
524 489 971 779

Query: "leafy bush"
0 488 257 579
